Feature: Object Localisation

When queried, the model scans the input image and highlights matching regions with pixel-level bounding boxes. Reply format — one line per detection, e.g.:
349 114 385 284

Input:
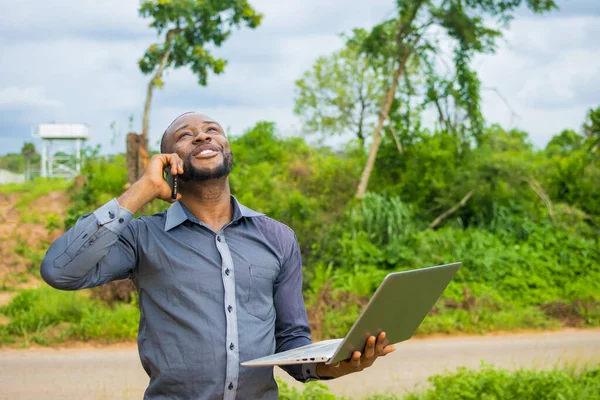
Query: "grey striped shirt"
41 196 319 399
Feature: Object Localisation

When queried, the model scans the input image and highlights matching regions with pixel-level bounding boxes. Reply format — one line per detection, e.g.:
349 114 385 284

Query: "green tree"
137 0 263 152
545 129 584 156
354 0 558 198
293 29 386 146
582 105 600 152
21 142 37 181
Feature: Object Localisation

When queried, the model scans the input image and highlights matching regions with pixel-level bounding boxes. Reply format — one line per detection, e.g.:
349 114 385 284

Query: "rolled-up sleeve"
40 198 137 290
274 231 324 382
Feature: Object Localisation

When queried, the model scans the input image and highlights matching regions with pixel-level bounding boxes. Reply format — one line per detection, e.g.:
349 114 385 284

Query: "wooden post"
126 133 140 186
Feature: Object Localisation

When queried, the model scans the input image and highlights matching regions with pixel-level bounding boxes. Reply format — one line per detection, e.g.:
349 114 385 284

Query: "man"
41 112 395 399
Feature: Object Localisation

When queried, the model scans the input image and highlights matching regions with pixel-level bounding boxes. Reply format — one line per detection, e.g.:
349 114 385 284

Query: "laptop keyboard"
266 339 343 361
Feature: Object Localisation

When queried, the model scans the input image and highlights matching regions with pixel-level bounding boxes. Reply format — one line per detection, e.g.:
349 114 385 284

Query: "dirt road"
1 329 599 400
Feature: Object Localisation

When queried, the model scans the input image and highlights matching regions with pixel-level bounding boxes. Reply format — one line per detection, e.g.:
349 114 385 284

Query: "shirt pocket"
247 264 277 321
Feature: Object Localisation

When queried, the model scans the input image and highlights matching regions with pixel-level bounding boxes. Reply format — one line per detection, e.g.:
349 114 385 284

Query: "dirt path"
0 329 598 400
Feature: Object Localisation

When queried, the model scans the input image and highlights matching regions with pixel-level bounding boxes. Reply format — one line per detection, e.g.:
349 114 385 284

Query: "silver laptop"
241 262 461 367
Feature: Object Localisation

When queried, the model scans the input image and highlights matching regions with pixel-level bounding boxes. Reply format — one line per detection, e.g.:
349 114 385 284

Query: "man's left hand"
315 331 396 379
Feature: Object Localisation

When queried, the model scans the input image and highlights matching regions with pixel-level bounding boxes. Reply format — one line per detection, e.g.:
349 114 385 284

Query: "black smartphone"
164 167 178 200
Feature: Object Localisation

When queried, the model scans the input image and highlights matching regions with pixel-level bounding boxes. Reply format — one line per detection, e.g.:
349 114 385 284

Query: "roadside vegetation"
1 116 598 346
277 364 600 399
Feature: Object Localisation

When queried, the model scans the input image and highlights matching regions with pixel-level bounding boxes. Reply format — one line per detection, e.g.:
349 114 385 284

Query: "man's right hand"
118 153 184 214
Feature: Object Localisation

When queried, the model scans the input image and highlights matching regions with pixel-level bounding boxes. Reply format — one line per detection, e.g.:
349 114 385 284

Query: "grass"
0 287 139 346
0 285 589 347
11 232 49 275
0 178 71 209
0 177 71 194
276 364 600 399
416 307 560 335
307 284 588 341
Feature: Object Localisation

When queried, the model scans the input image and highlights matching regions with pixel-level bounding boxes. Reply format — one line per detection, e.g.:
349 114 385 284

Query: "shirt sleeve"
40 198 137 290
273 231 331 382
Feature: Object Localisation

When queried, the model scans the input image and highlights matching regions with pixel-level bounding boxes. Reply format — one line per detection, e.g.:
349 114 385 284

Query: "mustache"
179 150 234 182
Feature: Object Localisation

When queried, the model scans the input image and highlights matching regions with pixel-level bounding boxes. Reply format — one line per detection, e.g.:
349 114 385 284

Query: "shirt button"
118 218 124 223
217 236 221 242
227 305 232 313
225 269 230 276
228 382 234 390
230 343 235 350
108 211 115 219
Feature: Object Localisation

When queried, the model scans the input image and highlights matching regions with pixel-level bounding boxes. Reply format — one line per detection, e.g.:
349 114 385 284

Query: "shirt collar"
164 195 263 232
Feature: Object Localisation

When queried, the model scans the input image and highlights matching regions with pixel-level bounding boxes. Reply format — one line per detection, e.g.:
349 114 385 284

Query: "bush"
404 364 600 400
275 365 600 400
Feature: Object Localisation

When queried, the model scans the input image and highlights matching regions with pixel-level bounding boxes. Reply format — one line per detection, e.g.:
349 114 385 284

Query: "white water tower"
32 123 90 178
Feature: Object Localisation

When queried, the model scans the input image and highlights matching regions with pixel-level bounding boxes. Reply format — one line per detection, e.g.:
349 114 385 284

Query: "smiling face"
161 113 233 182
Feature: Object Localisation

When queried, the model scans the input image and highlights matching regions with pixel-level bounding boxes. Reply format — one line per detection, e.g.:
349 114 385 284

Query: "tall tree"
132 0 262 180
354 0 558 198
20 142 37 181
293 29 387 146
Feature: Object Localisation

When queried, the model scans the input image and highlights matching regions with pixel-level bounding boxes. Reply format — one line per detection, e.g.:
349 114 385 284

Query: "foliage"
300 0 558 197
65 149 128 229
57 114 600 341
582 105 600 150
138 0 262 86
229 121 362 249
404 363 600 400
294 29 386 145
277 378 337 400
275 365 600 400
20 142 37 159
306 122 599 338
0 153 26 173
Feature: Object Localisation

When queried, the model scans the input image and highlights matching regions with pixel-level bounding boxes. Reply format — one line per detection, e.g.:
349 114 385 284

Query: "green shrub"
404 364 600 400
275 365 600 400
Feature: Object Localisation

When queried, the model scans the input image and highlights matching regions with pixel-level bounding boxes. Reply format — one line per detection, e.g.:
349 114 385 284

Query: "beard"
179 149 234 182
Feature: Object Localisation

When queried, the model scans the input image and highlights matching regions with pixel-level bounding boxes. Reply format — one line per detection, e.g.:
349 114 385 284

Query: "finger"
381 344 396 356
351 351 361 368
375 332 386 355
178 159 184 174
164 154 176 173
364 335 376 359
170 154 180 175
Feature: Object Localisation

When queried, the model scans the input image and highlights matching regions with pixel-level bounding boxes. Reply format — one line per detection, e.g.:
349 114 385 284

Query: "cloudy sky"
0 0 598 155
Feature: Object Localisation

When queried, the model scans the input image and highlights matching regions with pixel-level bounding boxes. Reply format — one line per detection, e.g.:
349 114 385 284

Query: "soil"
0 190 69 286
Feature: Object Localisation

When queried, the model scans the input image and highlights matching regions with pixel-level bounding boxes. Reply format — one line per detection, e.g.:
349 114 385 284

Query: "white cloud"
0 86 64 109
473 15 600 145
0 0 150 40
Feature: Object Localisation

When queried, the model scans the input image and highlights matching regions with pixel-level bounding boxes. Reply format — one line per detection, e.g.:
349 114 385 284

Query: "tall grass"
0 287 138 345
347 193 417 244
